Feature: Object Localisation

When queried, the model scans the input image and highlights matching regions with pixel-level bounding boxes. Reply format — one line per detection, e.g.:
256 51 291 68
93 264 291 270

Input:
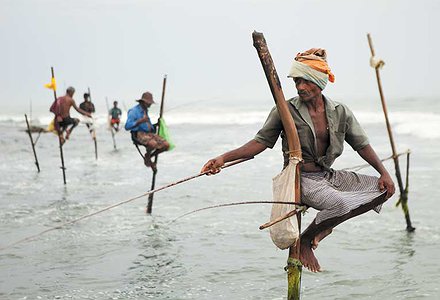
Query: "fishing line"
169 201 302 224
0 157 253 251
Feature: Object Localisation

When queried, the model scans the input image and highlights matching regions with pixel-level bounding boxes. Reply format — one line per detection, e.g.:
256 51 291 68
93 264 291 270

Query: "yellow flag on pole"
44 77 57 91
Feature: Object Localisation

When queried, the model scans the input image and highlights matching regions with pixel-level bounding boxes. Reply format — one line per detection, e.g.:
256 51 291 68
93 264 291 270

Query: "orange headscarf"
295 48 335 83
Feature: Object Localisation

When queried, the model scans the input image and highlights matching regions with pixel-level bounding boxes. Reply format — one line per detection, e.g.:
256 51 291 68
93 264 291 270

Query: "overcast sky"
1 0 439 114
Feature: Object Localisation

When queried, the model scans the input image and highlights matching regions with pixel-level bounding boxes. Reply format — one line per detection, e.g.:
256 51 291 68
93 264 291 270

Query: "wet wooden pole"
105 97 117 150
24 114 40 172
253 31 303 300
50 67 67 184
146 74 167 214
87 87 98 160
367 33 415 232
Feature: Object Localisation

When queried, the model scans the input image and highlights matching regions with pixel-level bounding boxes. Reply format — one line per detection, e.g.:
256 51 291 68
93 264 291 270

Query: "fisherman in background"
79 92 96 139
201 48 395 273
125 92 170 171
109 100 122 132
50 87 91 144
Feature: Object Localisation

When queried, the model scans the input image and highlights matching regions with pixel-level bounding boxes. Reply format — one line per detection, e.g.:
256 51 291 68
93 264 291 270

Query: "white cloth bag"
269 159 300 249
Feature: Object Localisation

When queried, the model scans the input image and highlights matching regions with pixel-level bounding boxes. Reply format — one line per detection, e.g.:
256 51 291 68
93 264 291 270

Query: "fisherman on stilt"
50 87 92 144
79 92 96 136
201 48 395 273
109 100 122 132
125 92 170 171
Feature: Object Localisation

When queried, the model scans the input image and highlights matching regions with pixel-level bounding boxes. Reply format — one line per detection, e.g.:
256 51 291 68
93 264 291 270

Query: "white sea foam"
2 109 439 139
355 111 440 139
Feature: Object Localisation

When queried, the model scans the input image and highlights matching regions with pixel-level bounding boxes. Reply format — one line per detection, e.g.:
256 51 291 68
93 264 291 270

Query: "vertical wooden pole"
146 74 167 214
105 97 117 150
24 114 40 172
252 31 303 300
87 87 98 160
50 67 67 184
367 34 415 232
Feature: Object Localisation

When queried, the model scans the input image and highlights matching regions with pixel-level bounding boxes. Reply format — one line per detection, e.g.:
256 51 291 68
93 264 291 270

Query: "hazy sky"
1 0 439 114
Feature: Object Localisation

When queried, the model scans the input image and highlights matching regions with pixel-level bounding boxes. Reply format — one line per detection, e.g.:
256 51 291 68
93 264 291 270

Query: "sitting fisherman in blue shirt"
125 92 170 170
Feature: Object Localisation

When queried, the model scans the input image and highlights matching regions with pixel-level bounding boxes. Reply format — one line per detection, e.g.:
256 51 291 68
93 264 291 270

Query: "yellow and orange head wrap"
288 48 335 90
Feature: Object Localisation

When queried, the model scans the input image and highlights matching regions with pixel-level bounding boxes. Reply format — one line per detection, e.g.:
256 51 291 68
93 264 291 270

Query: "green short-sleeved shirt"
254 96 369 169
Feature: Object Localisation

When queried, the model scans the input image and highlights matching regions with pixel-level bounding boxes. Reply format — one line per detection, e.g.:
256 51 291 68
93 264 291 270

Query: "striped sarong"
301 170 386 224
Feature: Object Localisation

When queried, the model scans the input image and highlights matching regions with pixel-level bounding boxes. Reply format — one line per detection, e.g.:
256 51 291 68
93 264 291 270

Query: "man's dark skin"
57 89 91 141
201 77 395 272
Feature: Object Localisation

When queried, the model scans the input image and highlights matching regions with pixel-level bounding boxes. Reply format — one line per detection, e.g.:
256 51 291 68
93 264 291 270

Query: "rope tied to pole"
369 56 385 69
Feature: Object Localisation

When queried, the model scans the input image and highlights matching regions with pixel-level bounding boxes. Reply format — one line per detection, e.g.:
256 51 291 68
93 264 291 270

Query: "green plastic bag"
158 118 175 150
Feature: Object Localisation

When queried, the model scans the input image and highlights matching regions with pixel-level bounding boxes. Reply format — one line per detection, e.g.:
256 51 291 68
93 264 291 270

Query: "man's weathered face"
293 77 321 102
67 91 75 97
139 101 151 110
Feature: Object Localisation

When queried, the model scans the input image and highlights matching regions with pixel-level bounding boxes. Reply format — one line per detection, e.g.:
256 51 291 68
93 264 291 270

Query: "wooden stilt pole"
105 97 117 150
24 114 40 172
252 31 303 300
146 74 167 214
87 87 98 160
367 34 415 232
49 67 67 184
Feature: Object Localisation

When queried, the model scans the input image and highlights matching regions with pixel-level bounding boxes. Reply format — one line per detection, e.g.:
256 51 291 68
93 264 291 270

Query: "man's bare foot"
311 228 333 250
59 136 65 145
65 129 71 140
300 240 321 272
144 153 153 167
151 161 157 173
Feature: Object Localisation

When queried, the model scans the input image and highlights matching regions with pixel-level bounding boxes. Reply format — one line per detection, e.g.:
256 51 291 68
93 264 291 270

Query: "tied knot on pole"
287 150 303 163
370 56 385 69
284 258 303 271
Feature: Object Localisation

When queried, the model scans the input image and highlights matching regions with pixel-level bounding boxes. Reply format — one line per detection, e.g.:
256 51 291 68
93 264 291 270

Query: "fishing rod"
0 157 253 251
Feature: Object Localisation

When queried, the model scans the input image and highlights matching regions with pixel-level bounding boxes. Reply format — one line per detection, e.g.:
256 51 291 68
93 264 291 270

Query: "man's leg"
65 118 79 139
299 192 388 272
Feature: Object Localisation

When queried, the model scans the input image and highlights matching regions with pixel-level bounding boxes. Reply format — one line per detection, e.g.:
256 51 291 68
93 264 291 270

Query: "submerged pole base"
286 257 302 300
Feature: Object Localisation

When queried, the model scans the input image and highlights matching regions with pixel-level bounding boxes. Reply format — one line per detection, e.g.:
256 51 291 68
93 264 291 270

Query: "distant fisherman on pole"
201 48 395 272
50 87 92 145
79 92 96 137
125 92 170 171
109 101 122 132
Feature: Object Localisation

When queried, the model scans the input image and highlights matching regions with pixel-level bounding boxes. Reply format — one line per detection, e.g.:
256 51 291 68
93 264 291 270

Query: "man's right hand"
201 156 225 175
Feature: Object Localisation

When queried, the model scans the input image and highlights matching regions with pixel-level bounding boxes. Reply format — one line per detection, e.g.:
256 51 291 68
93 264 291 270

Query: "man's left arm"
357 144 395 199
73 101 92 117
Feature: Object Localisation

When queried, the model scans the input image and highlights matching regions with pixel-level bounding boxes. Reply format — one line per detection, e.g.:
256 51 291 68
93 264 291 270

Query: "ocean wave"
355 111 440 139
2 110 439 139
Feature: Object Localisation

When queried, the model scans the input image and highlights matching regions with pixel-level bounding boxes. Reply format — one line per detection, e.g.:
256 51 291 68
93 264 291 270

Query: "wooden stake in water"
146 74 167 214
367 33 415 232
24 114 40 172
105 97 117 150
49 67 67 184
252 31 303 300
87 87 98 160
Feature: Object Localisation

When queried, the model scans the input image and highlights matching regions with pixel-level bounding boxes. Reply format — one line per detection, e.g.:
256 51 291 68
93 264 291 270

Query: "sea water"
0 96 439 299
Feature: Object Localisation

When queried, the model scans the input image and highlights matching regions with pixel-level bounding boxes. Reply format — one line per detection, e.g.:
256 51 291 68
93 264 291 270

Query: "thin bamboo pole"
367 34 415 232
24 114 40 172
50 67 66 184
252 31 303 300
87 87 98 160
146 75 167 214
105 97 117 150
